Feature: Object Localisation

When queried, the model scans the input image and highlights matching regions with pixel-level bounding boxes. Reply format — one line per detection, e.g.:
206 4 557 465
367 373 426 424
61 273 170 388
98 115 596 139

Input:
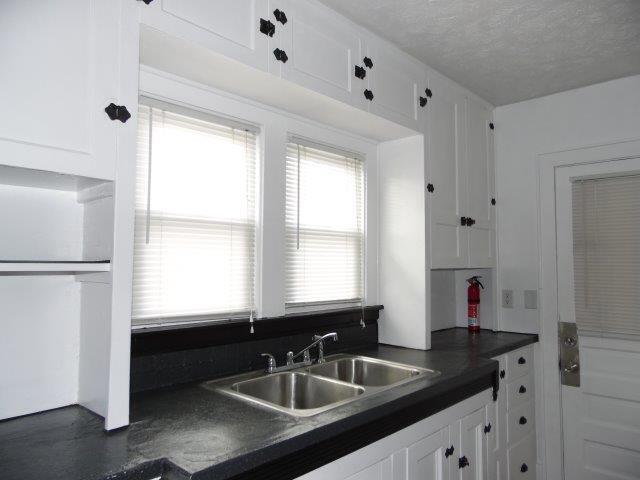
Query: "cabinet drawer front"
506 373 533 411
507 400 534 445
508 432 536 480
506 346 532 381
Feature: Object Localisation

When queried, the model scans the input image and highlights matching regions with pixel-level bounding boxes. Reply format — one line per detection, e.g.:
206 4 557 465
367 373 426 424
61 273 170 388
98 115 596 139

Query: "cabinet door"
139 0 270 72
406 427 450 480
454 407 486 480
466 97 495 268
427 76 468 268
344 457 393 480
278 0 365 108
0 0 119 180
485 401 498 480
365 41 424 130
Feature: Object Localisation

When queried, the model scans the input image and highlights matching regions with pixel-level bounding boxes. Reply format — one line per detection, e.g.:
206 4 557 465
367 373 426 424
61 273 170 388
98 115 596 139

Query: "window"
285 138 365 310
572 175 640 337
132 100 258 325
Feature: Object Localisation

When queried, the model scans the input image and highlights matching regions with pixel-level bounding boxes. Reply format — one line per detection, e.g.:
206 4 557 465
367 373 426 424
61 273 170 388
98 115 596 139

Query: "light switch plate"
502 289 514 308
524 290 538 309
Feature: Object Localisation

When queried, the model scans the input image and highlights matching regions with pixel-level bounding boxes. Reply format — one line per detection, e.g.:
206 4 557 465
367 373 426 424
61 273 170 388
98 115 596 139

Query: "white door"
279 0 364 108
406 427 450 480
366 41 423 130
139 0 271 72
344 457 393 480
427 77 468 268
454 407 486 480
554 156 640 480
0 0 120 180
466 97 495 268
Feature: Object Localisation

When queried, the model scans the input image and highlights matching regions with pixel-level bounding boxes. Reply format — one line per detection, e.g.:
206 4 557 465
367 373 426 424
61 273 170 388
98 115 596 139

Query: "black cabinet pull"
458 456 469 469
105 103 131 123
260 18 276 37
273 9 287 24
519 416 527 425
521 463 528 473
354 65 366 79
427 183 434 193
467 218 476 226
489 122 495 130
141 0 154 4
425 87 432 98
363 56 373 68
461 216 468 226
500 369 506 379
484 423 492 434
491 198 496 206
518 356 526 365
419 96 428 107
364 89 374 101
273 48 288 63
519 385 527 394
445 445 454 458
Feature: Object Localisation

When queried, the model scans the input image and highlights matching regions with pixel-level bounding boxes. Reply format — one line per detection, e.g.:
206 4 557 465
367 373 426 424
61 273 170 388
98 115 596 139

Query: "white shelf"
0 261 111 273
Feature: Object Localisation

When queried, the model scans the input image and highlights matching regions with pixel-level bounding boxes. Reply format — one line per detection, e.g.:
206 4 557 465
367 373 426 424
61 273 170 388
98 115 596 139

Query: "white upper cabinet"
365 41 425 131
427 75 469 269
0 0 120 180
277 0 365 107
140 0 273 73
466 98 496 268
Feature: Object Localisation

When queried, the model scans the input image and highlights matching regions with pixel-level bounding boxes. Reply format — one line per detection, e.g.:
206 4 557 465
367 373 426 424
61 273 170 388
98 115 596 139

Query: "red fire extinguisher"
467 276 484 332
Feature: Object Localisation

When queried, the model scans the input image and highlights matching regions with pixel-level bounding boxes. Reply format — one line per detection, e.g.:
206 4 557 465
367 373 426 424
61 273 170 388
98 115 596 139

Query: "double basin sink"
205 354 440 416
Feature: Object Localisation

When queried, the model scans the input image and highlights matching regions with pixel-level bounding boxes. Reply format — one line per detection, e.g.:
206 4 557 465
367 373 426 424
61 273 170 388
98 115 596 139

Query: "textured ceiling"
319 0 640 105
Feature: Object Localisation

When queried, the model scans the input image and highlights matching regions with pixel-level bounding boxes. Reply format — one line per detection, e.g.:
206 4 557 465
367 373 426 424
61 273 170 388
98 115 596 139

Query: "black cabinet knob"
259 18 276 37
364 89 374 101
105 103 131 123
500 369 506 379
467 218 476 226
491 197 496 206
354 65 366 79
458 456 469 469
521 463 528 473
425 87 432 98
363 56 373 68
273 48 288 63
518 356 526 365
419 96 428 107
427 183 434 193
519 385 527 394
461 216 468 226
489 122 495 130
445 445 454 458
484 423 492 434
519 416 527 425
273 9 287 24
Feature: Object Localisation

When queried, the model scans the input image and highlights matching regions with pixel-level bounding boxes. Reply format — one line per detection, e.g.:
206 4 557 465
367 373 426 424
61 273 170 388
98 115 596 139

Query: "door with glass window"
554 156 640 480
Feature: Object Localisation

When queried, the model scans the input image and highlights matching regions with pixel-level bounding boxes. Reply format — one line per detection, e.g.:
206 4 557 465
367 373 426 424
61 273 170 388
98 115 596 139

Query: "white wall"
139 67 380 319
495 75 640 334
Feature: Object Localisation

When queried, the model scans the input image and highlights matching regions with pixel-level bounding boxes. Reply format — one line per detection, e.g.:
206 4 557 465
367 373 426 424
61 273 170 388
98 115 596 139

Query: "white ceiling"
319 0 640 105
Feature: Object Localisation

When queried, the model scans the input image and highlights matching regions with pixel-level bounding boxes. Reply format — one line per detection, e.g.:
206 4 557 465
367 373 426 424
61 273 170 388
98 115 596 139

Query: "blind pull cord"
296 144 301 250
246 129 256 334
145 108 154 244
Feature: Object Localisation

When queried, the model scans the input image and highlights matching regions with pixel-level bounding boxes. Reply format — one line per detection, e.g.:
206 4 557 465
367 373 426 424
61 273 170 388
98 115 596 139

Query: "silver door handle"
564 361 579 373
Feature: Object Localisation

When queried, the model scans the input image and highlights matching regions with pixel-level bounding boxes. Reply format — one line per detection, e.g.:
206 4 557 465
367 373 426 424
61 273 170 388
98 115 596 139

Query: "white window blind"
572 175 640 337
132 101 258 325
285 139 365 309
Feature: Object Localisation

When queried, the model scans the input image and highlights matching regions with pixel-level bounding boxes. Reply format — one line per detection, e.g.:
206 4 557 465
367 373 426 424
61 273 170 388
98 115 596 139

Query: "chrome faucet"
260 332 339 373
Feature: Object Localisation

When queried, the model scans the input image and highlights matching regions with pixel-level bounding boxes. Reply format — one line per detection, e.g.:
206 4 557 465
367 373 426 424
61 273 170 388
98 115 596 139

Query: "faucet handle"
261 353 276 373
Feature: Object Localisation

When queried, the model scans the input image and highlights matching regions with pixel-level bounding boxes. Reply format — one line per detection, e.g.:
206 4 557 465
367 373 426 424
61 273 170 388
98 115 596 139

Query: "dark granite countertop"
431 327 538 359
0 332 537 480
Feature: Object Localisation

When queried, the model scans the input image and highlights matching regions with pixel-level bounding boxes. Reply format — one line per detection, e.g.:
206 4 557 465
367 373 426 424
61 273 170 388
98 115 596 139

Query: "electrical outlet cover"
502 289 514 308
524 290 538 309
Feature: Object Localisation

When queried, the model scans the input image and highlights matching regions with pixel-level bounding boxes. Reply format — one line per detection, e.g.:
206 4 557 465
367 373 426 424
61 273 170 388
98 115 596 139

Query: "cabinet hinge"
354 65 366 80
491 197 496 206
500 369 505 379
105 103 131 123
273 48 288 63
273 9 287 25
425 87 432 98
419 96 428 107
460 216 468 226
458 456 469 469
363 56 373 68
426 183 434 193
444 445 454 458
364 89 374 101
260 18 276 37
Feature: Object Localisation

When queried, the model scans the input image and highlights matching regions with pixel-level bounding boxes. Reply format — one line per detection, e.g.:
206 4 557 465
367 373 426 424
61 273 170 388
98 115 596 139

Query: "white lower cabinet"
491 345 537 480
297 389 495 480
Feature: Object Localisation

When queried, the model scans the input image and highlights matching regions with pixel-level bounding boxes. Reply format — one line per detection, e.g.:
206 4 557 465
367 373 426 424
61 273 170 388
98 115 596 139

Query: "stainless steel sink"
305 356 427 387
205 354 439 417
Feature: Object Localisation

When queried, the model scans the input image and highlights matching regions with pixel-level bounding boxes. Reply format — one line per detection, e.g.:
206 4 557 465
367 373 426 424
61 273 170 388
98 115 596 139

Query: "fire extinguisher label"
468 304 479 327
